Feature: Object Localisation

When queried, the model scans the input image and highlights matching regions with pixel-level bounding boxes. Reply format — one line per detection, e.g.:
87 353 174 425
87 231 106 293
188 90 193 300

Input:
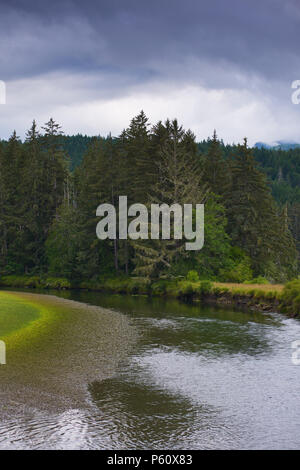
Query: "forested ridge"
0 111 299 282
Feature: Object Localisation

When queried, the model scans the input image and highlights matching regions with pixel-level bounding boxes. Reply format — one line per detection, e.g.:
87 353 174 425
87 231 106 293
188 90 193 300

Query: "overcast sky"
0 0 300 144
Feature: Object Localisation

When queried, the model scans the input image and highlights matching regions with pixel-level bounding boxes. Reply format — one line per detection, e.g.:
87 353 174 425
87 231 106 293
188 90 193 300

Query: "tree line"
0 111 298 282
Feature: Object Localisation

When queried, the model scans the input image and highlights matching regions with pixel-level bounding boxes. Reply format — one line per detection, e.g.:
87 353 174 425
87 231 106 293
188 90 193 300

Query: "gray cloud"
1 0 299 81
0 0 299 142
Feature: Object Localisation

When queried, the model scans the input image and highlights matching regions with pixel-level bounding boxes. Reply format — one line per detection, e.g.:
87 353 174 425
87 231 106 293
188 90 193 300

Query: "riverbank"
1 275 299 317
0 291 137 414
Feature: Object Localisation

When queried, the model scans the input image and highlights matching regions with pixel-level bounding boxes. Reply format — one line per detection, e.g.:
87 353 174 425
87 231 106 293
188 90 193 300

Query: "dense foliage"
0 112 298 282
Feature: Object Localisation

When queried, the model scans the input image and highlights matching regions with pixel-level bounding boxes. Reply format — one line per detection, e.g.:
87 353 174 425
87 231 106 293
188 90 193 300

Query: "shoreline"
0 291 137 414
0 275 299 318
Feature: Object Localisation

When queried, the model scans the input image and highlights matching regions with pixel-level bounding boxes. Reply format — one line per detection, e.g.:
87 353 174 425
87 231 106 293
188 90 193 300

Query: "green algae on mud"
0 291 76 357
0 292 40 338
0 291 137 415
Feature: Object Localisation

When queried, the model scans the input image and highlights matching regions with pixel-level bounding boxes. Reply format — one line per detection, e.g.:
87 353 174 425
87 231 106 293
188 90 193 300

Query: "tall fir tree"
203 130 230 196
134 120 208 278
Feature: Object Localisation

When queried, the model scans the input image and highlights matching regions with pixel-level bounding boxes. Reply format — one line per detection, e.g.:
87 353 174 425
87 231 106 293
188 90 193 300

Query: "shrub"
0 275 71 289
280 280 300 316
176 282 195 299
44 277 71 289
186 270 199 283
126 278 151 295
199 280 213 294
221 259 253 283
150 280 168 296
212 286 230 295
103 278 129 293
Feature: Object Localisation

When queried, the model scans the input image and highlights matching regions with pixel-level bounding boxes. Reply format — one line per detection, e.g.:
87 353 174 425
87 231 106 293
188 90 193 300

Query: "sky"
0 0 300 145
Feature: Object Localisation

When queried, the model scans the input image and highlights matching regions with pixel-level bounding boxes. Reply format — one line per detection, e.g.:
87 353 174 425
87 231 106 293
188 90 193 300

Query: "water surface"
0 290 299 449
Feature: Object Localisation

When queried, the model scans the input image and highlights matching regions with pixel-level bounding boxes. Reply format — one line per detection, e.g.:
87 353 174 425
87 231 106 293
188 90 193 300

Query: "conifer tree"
134 120 208 278
203 130 230 195
122 110 153 203
41 118 70 212
74 139 115 278
20 119 70 272
288 202 300 258
0 131 23 271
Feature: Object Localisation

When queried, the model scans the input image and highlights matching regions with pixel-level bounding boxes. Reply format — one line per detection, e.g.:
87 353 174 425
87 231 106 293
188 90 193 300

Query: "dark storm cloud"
0 0 299 85
1 0 299 144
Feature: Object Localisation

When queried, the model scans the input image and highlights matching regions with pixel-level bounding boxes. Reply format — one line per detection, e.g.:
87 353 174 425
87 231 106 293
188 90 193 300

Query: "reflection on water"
88 378 222 450
0 290 299 449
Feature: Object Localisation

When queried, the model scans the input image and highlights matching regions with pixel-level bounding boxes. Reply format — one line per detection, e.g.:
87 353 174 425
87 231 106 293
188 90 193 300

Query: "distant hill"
255 141 300 151
61 134 99 170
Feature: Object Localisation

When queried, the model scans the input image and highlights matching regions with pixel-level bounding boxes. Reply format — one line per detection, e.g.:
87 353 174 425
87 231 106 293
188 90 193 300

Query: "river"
0 290 299 449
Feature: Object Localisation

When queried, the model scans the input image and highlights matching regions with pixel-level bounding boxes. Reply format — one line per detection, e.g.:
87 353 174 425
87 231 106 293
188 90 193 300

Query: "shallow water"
0 290 299 449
